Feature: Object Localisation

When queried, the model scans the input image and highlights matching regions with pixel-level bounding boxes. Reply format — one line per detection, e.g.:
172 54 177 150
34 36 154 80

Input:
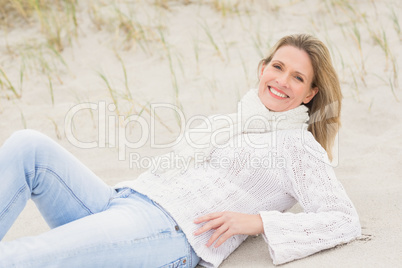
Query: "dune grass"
0 0 400 141
0 65 20 98
0 0 78 52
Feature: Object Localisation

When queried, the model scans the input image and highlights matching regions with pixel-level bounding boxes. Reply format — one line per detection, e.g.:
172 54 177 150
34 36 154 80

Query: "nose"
276 72 290 88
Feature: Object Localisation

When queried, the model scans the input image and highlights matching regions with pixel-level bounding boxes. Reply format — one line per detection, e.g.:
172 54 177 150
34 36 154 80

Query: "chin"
263 103 280 112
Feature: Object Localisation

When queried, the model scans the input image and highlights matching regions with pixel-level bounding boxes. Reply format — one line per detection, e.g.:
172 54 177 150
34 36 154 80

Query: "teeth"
269 86 288 98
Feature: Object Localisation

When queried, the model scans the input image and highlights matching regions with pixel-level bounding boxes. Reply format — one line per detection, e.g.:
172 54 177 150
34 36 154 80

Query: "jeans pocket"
158 256 188 268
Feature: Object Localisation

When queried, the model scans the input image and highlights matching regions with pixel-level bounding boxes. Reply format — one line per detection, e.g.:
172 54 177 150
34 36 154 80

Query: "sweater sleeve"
259 132 361 265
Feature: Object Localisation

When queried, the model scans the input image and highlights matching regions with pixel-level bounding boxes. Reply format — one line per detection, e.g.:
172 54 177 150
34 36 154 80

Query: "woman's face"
258 45 318 112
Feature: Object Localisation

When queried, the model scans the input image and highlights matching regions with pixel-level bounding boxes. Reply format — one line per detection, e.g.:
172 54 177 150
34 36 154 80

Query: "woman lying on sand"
0 34 361 267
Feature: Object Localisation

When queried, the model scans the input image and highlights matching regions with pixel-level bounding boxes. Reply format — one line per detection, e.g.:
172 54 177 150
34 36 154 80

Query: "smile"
268 86 289 99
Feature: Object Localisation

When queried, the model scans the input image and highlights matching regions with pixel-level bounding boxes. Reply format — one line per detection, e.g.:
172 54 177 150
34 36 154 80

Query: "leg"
0 189 200 268
0 130 114 239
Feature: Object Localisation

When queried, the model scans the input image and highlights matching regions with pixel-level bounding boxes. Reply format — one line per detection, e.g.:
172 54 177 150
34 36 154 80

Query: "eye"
273 64 282 70
295 76 304 82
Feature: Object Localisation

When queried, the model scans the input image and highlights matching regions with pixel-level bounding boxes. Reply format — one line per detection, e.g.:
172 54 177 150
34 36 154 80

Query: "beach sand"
1 0 401 266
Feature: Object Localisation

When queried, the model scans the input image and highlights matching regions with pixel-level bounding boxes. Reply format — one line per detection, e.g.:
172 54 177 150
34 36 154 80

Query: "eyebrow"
272 60 307 79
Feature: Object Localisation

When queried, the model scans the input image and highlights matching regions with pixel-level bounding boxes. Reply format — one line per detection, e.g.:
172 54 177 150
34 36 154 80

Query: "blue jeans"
0 130 200 267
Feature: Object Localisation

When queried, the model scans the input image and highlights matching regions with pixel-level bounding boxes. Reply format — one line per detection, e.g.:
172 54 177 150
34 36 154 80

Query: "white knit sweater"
115 129 361 267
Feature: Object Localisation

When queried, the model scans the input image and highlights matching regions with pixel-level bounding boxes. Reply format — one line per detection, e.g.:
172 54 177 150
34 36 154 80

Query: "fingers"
193 212 222 224
214 230 232 248
193 211 237 248
193 216 224 236
206 224 229 247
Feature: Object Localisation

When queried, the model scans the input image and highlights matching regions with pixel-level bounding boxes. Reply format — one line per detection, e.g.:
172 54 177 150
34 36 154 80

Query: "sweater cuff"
258 210 297 265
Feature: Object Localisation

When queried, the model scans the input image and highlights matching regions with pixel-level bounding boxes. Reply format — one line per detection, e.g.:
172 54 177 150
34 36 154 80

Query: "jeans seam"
0 185 27 222
187 239 191 268
34 166 94 215
152 201 179 230
11 231 181 267
158 256 187 268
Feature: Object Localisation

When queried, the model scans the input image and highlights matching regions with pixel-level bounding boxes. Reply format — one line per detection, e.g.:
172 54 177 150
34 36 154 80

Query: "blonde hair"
258 34 342 160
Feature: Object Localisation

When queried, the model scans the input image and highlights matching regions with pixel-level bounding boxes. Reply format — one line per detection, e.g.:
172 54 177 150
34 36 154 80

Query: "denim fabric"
0 130 200 268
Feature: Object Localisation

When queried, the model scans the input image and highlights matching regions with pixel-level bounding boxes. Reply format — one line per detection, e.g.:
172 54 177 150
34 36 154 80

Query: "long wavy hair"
258 34 342 160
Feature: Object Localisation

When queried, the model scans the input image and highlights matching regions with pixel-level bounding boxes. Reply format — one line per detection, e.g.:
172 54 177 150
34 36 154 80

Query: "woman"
0 34 361 267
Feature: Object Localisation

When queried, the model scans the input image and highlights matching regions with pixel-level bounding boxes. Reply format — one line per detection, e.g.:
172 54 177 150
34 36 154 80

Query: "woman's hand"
193 211 264 248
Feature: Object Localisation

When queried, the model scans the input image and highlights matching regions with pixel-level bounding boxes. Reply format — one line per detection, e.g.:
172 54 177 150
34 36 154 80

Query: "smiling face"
258 45 318 112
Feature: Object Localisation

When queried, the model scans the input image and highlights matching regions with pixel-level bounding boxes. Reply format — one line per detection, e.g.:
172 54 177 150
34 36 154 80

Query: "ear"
259 64 266 79
303 87 318 104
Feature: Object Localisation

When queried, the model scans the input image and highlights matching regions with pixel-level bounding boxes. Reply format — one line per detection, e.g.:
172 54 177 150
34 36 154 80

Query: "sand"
1 0 401 267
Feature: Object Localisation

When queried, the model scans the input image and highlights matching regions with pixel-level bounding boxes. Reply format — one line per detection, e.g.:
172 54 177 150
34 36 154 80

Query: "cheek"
261 70 274 81
293 85 310 99
258 76 268 90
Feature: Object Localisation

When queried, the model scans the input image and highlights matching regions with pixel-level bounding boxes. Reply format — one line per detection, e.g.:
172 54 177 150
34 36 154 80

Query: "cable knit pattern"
114 130 361 267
